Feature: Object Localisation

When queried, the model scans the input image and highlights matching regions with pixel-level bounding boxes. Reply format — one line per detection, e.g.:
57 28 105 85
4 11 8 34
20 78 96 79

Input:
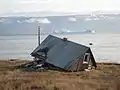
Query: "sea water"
0 33 120 63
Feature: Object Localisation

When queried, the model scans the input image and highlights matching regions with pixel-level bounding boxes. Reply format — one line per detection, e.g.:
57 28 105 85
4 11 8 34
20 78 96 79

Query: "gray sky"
0 0 120 15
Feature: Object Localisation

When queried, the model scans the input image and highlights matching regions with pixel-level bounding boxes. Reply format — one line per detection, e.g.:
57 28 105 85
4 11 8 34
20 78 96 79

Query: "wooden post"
38 24 40 46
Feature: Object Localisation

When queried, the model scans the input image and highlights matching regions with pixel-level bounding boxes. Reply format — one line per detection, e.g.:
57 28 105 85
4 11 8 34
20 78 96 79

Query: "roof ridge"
48 34 90 48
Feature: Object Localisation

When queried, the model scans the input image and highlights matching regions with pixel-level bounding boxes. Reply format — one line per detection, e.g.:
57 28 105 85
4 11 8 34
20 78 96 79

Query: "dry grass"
0 60 120 90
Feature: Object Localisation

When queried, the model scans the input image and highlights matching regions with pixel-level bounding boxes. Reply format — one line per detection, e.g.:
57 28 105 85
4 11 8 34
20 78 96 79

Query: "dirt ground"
0 60 120 90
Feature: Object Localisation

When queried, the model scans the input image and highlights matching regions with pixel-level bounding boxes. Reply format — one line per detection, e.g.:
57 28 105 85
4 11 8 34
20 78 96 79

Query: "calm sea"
0 33 120 63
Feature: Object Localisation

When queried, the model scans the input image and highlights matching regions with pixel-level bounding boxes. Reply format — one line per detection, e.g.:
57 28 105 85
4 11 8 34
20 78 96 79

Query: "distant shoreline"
0 32 120 36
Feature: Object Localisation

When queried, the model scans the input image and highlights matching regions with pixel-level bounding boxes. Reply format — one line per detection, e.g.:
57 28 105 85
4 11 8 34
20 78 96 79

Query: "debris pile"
18 60 64 72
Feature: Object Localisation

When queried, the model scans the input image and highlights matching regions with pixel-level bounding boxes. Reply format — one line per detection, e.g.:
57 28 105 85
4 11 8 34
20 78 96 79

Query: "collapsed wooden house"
30 35 97 71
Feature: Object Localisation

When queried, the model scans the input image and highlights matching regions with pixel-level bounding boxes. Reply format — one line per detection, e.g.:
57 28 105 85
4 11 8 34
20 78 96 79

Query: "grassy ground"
0 60 120 90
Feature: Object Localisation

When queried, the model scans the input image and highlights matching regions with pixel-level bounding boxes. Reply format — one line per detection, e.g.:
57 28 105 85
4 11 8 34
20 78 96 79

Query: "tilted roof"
31 35 96 70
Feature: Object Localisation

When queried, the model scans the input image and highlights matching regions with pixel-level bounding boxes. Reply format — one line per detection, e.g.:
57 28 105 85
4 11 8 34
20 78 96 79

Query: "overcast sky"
0 0 120 15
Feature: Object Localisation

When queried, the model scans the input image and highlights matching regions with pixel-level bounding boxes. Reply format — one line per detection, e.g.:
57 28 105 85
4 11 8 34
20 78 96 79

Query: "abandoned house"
29 35 97 72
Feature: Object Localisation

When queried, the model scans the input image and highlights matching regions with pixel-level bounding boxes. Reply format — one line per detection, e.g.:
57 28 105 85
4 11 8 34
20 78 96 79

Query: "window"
83 53 90 63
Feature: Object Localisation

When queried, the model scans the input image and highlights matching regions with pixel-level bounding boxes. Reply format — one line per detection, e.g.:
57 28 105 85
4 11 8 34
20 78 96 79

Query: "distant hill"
0 12 120 35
